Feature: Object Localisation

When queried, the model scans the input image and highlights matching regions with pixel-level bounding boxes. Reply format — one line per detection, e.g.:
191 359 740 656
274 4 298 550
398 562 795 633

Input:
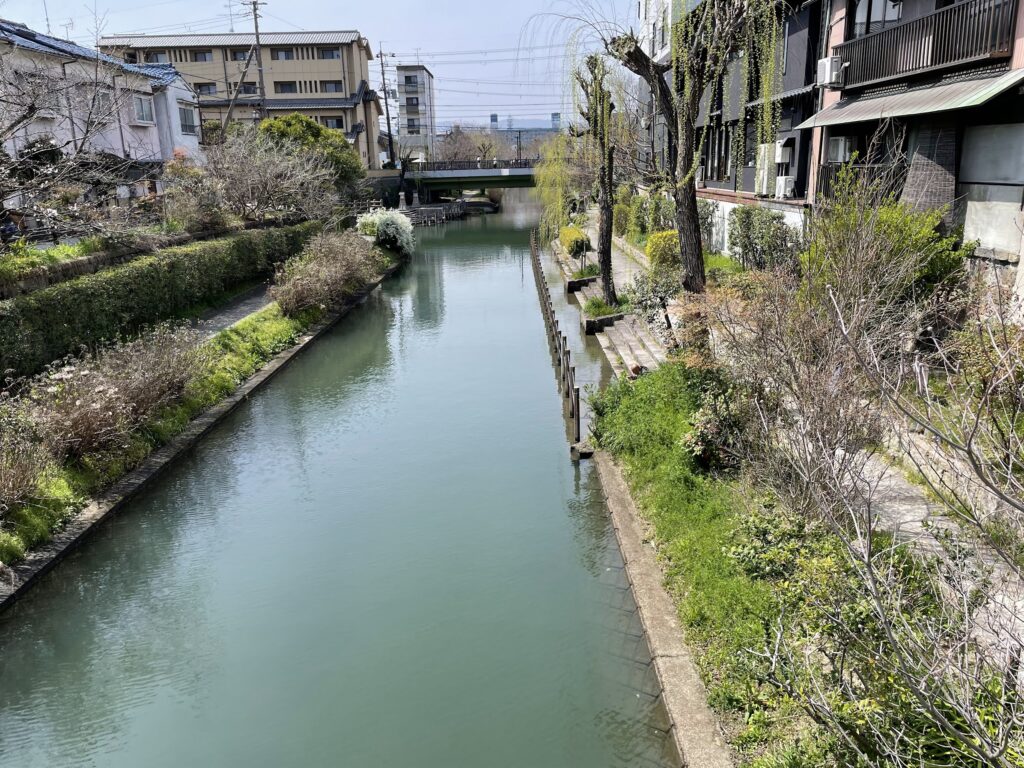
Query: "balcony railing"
834 0 1017 89
413 159 538 172
816 162 905 201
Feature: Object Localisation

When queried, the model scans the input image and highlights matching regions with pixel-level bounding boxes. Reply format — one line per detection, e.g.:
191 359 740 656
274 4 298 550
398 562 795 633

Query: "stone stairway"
599 315 668 376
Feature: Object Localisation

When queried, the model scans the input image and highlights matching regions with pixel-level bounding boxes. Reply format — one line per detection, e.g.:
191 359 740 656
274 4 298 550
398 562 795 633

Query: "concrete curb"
594 451 734 768
0 261 402 613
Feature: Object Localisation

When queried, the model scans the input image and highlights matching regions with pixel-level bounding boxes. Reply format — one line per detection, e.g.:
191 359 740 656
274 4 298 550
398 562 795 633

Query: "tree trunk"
598 150 617 305
674 123 705 293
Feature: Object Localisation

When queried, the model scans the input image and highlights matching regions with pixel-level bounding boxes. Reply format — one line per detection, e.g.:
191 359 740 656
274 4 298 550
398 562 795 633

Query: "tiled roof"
0 19 186 89
266 98 361 110
99 31 363 49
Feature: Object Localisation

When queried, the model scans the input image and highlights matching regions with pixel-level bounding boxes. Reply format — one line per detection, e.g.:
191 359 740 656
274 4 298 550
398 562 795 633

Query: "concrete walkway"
193 284 272 339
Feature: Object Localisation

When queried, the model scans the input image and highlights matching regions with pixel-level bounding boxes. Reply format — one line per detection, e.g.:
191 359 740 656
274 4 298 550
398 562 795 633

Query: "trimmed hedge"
646 230 681 268
559 226 591 258
0 222 319 377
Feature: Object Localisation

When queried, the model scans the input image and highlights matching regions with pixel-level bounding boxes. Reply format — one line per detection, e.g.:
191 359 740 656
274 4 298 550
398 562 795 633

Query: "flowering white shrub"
356 209 414 255
374 211 415 256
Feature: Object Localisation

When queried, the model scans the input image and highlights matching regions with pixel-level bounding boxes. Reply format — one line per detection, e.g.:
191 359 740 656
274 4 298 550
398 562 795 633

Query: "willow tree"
574 54 617 305
607 0 783 293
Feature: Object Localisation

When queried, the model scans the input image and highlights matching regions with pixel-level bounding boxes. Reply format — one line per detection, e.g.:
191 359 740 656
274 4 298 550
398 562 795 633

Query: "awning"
795 69 1024 130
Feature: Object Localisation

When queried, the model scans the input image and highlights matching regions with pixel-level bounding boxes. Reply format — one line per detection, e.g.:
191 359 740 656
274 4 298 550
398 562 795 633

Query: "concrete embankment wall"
594 452 734 768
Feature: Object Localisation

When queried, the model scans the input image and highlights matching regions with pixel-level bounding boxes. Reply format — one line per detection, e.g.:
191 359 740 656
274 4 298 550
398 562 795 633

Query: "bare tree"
0 33 152 243
203 127 338 221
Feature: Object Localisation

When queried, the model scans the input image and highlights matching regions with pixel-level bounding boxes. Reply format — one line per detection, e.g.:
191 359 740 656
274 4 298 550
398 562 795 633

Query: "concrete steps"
626 316 669 366
596 333 627 378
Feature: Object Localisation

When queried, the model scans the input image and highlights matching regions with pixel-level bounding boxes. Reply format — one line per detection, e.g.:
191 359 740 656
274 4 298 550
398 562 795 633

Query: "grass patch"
571 263 600 280
705 251 743 281
0 242 86 283
591 362 820 764
583 295 627 318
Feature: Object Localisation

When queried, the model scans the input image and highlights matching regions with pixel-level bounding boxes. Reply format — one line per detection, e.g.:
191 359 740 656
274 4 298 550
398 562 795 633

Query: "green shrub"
697 197 718 245
612 203 629 237
571 263 600 280
646 230 681 269
728 206 797 269
627 195 647 241
647 193 675 233
582 296 622 318
0 222 318 377
559 226 590 258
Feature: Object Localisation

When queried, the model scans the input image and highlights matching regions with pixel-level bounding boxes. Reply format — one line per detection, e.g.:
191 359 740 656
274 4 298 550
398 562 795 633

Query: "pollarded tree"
606 0 784 293
573 54 617 305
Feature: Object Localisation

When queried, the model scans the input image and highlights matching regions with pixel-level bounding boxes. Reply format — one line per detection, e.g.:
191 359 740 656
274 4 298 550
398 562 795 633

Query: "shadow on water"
0 188 676 768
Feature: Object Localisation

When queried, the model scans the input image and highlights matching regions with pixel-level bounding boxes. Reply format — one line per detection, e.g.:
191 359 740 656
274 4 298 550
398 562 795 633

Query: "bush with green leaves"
647 192 675 233
625 267 682 328
697 197 718 246
646 230 681 269
559 226 590 258
627 195 648 241
612 203 629 237
355 208 385 236
728 206 798 270
0 222 318 377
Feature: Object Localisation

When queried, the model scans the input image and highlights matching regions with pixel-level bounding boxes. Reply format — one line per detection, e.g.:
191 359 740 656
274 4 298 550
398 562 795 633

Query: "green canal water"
0 193 675 767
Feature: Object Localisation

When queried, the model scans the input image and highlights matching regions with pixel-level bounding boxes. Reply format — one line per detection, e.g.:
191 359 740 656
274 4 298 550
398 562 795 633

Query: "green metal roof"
795 69 1024 129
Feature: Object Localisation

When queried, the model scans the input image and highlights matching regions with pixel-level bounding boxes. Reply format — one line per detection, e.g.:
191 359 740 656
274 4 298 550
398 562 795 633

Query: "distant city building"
396 64 436 161
98 30 383 169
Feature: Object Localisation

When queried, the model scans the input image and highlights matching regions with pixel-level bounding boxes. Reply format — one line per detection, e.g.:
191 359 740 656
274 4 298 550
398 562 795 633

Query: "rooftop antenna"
225 1 236 32
41 0 53 34
61 18 74 39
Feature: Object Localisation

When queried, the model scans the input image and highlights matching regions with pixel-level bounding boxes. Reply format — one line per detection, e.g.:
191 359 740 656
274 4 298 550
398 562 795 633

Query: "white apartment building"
396 64 437 161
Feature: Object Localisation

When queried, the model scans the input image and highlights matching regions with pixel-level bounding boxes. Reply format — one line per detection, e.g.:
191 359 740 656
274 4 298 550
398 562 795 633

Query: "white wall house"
0 19 201 203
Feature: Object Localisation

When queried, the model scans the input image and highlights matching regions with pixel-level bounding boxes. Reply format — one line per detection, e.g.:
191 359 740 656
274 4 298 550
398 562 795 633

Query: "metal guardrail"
413 159 538 172
834 0 1016 88
530 230 581 445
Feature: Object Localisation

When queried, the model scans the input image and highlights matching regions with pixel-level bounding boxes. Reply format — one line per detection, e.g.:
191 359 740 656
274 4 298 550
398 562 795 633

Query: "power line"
389 43 568 57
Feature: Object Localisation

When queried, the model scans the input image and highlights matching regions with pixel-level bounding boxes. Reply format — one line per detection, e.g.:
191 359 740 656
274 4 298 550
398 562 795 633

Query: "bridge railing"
412 159 538 172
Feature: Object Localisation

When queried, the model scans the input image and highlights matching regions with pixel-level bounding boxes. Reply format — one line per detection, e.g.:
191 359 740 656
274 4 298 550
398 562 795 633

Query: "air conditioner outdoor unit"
755 143 775 197
828 135 854 163
696 165 706 188
775 175 796 199
774 140 792 165
816 56 844 88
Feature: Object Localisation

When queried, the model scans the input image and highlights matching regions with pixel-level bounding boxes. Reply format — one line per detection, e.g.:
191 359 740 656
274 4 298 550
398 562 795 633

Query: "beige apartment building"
98 31 382 169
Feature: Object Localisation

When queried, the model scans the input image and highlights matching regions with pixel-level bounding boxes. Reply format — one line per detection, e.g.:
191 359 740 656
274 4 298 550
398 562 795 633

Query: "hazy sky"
2 0 635 128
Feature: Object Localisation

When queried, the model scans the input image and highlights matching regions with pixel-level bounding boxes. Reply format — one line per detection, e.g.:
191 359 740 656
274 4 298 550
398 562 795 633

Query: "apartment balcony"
834 0 1017 89
816 162 906 200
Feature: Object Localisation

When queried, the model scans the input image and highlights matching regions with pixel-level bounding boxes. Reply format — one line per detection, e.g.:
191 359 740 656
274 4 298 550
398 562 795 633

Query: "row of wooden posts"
530 231 581 445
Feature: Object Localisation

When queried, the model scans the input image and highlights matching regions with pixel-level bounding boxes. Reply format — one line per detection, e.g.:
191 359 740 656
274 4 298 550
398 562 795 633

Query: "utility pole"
378 45 395 165
246 0 269 119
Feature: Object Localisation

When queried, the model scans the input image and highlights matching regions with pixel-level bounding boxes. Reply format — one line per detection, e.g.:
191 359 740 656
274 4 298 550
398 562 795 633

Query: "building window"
124 51 138 63
195 82 217 95
230 49 249 61
660 10 667 47
178 103 198 135
143 51 169 63
781 21 789 73
849 0 902 38
270 48 294 60
404 75 418 86
274 81 297 94
132 95 155 123
320 80 345 93
235 81 257 95
323 117 344 129
407 118 420 135
406 96 419 107
191 50 213 62
318 47 340 59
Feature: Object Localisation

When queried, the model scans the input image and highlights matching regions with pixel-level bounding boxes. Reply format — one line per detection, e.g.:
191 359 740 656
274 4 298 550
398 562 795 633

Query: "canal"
0 193 675 767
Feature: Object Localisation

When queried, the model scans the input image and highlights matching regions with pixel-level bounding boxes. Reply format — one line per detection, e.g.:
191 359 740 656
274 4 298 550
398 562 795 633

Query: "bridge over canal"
411 159 537 190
